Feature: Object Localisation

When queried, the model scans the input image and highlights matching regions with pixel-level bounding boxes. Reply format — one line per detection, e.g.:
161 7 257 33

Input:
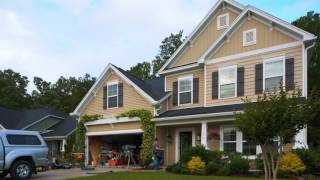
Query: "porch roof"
156 103 245 119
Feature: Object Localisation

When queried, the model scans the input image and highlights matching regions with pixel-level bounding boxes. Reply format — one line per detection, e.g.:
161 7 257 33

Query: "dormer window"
217 13 229 30
243 28 257 46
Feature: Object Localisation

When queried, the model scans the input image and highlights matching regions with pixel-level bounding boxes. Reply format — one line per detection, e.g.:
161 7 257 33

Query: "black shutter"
237 67 245 96
172 81 178 106
118 83 123 107
103 86 108 109
193 78 199 103
212 71 219 99
285 58 295 91
255 64 263 94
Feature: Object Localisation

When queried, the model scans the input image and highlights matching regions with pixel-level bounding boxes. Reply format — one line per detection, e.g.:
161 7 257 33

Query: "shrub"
279 152 306 175
205 161 220 174
207 150 223 163
187 156 206 174
194 168 206 176
166 163 189 174
293 148 320 174
180 146 209 164
217 166 231 176
229 155 250 174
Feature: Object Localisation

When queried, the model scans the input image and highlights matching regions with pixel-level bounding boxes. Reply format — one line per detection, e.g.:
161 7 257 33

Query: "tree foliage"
128 30 184 79
235 88 307 180
292 11 320 91
0 69 32 108
32 74 96 113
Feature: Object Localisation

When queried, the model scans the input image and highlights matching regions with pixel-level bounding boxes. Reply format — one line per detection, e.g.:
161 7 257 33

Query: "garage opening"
88 133 143 167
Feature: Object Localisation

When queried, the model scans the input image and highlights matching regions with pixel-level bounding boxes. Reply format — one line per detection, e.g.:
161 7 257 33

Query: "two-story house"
71 0 317 166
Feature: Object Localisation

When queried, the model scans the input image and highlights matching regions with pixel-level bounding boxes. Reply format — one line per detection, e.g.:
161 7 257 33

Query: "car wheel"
10 160 33 180
0 171 8 178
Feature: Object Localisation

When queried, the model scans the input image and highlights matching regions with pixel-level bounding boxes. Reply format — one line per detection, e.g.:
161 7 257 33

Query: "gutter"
152 111 241 122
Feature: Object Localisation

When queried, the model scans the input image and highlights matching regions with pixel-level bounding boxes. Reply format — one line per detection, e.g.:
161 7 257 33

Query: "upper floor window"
178 76 193 105
107 81 118 108
219 66 237 99
263 57 285 91
243 28 256 46
217 13 229 30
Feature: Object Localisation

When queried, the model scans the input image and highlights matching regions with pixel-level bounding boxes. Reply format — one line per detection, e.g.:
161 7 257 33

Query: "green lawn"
67 171 267 180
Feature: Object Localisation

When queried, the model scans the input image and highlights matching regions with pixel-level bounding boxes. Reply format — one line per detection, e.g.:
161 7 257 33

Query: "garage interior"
88 133 142 167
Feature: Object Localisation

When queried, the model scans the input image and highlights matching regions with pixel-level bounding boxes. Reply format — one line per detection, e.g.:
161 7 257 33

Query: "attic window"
243 28 257 46
217 13 229 30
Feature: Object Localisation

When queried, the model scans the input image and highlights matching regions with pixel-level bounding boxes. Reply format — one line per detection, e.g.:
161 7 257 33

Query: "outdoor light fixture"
196 134 201 141
167 134 172 144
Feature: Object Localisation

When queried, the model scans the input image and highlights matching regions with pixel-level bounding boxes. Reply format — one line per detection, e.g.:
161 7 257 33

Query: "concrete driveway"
4 167 127 180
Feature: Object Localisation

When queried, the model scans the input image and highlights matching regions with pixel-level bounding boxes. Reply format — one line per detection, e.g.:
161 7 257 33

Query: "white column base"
293 127 308 149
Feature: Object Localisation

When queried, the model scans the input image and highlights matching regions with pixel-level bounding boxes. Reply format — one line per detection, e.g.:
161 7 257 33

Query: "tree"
0 69 32 108
305 90 320 149
128 61 152 80
32 74 96 113
128 31 184 80
292 11 320 91
235 88 307 180
152 30 184 76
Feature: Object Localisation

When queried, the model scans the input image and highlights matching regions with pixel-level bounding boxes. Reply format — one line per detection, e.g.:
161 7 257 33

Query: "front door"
179 131 192 159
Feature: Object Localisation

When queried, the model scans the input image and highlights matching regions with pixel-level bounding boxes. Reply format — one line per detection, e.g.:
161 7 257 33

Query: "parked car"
0 130 49 179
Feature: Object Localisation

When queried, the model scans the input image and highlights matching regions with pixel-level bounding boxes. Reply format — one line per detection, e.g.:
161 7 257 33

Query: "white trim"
217 13 230 30
201 121 208 148
85 117 140 126
263 56 285 91
164 76 167 91
106 80 119 86
206 41 302 65
85 136 89 165
178 75 193 106
22 115 65 130
86 129 143 136
158 63 199 75
199 6 316 63
155 118 234 127
303 42 316 97
157 0 245 74
243 28 257 47
175 128 196 162
153 111 237 122
218 65 237 99
72 64 159 116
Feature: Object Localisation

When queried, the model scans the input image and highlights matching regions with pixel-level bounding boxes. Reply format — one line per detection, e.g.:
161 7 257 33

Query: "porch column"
61 139 66 152
201 121 208 149
293 127 308 149
85 136 89 166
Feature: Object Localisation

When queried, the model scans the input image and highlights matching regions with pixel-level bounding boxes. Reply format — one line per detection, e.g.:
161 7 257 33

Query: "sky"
0 0 319 92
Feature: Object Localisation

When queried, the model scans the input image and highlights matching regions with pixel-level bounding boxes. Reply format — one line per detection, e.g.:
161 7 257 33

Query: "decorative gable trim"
199 6 317 62
71 64 158 117
157 0 244 75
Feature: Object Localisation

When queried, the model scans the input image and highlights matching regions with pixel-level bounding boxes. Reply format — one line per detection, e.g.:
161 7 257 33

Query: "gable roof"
71 63 168 116
158 0 317 74
199 6 317 62
0 106 76 138
158 0 244 74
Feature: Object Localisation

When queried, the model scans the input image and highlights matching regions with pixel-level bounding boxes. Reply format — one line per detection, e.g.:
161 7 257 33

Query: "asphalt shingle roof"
0 107 76 137
114 65 168 101
157 103 245 118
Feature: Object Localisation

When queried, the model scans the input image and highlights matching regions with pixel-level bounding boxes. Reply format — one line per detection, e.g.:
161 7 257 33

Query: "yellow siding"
170 7 240 68
206 46 303 106
210 18 296 59
166 69 204 110
86 121 141 133
81 72 153 117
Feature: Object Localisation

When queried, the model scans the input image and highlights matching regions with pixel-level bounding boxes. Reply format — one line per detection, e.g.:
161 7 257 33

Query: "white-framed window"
219 65 237 99
217 13 229 30
221 127 237 153
263 56 285 91
107 81 118 108
220 127 257 156
243 28 257 46
178 76 193 105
